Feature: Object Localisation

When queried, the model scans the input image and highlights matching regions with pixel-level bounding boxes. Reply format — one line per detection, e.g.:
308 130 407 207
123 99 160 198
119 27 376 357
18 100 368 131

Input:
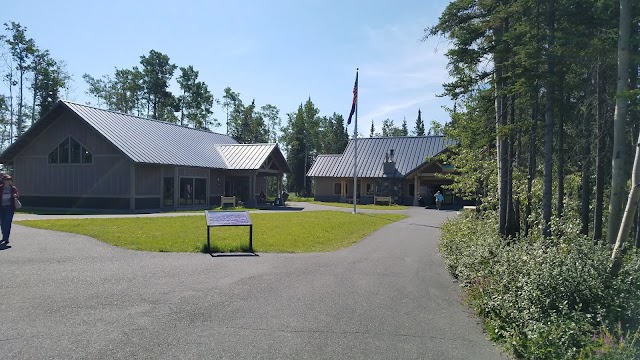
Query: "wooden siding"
13 111 131 197
18 112 120 157
135 164 162 196
314 177 339 196
15 155 130 196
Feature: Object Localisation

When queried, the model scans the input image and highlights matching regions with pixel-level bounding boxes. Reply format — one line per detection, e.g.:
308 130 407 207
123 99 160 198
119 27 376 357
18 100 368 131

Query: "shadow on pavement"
208 253 260 258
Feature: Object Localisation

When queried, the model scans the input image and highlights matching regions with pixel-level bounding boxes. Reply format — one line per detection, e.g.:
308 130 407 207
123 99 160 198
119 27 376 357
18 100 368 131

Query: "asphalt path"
1 205 508 359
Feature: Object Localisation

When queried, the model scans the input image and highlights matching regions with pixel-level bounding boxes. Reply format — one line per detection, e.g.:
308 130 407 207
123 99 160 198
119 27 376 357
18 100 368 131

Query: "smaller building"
307 136 458 206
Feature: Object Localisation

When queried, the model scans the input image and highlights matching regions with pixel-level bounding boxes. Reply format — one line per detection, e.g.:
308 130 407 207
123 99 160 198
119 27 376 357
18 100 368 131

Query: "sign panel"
205 211 252 226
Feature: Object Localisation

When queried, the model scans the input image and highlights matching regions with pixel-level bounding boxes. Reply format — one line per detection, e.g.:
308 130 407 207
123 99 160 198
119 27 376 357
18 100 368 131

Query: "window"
194 178 207 205
179 177 207 206
333 183 341 195
49 137 92 164
408 183 415 197
163 177 174 206
366 183 374 195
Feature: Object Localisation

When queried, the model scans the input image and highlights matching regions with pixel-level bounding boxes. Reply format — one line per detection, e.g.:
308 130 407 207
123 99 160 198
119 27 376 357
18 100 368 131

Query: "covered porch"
217 144 291 208
405 161 457 206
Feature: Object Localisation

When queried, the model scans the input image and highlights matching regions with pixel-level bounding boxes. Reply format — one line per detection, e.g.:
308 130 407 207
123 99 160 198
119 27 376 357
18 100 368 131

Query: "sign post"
205 210 253 253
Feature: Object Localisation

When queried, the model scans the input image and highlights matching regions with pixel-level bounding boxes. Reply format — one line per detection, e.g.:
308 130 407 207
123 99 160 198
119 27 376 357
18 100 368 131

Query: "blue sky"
4 0 453 136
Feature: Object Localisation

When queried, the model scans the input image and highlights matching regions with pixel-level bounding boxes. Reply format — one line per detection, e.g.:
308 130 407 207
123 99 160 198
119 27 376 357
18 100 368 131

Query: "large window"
366 183 375 195
333 183 341 195
49 137 92 164
179 177 207 206
408 183 415 197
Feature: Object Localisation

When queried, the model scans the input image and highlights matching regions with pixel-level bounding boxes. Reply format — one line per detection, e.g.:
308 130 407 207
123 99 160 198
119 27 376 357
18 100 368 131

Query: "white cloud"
355 22 453 133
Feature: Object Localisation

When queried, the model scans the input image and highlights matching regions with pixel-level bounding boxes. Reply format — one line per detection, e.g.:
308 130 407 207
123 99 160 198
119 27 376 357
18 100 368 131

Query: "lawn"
16 211 407 253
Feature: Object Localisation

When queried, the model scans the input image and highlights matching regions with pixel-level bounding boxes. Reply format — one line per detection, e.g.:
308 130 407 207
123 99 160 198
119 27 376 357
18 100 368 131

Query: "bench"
374 196 392 205
220 196 236 208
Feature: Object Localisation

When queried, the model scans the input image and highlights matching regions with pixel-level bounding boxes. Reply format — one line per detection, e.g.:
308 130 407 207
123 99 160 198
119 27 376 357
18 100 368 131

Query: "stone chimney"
383 149 396 175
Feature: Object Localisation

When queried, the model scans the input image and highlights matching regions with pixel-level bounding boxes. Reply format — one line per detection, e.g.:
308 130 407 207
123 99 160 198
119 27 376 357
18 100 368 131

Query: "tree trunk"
494 21 509 237
505 94 518 237
515 103 522 232
525 90 538 237
580 78 592 236
8 71 14 143
611 132 640 275
607 0 632 246
31 72 38 126
635 207 640 250
542 0 555 238
17 68 24 136
556 81 565 218
594 62 606 243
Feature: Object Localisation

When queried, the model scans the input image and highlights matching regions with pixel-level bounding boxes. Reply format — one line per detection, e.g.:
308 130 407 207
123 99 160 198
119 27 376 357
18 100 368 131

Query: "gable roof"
0 100 289 172
307 154 342 177
63 101 237 168
216 143 291 172
308 136 456 178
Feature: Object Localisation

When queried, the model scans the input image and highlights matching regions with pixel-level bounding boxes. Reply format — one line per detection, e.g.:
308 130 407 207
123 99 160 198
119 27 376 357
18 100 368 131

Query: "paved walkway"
1 205 508 359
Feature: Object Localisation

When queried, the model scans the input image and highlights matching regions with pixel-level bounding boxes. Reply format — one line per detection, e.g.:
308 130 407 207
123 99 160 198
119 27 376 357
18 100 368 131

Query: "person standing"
434 191 444 210
0 174 19 245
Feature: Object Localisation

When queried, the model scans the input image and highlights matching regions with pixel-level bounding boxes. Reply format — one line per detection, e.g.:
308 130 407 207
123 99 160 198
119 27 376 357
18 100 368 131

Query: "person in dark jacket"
0 174 19 245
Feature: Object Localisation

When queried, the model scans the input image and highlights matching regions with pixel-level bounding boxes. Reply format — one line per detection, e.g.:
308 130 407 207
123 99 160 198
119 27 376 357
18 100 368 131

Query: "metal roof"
307 154 342 177
63 101 237 168
0 100 292 172
308 136 456 178
216 143 291 172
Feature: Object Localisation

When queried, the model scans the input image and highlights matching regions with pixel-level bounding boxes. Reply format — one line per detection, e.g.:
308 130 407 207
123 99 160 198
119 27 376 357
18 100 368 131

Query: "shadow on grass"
200 243 257 256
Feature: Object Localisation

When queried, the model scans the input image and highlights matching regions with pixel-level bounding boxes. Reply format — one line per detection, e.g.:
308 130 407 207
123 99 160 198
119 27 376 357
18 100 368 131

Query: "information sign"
204 210 253 253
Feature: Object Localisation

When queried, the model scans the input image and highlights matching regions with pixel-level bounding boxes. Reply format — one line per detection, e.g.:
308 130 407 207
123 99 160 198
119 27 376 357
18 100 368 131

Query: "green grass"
308 201 409 210
16 211 407 253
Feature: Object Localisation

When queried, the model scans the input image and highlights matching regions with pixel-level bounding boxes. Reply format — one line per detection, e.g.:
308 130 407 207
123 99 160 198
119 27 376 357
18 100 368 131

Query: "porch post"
129 162 136 211
413 175 420 206
340 179 346 202
277 174 283 197
246 172 258 208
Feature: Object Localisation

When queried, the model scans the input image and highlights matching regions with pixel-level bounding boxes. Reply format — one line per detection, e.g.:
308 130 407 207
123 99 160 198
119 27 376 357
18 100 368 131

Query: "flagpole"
353 68 358 214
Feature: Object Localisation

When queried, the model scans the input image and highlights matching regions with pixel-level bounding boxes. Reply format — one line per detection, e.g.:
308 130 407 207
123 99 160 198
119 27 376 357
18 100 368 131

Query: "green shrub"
439 212 640 359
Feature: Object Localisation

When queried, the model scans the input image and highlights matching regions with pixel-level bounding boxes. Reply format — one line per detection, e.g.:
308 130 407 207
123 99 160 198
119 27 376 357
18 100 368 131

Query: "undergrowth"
439 211 640 359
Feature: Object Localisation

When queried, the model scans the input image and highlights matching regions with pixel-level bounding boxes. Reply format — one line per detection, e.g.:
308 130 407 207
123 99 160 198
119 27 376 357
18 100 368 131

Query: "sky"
4 0 454 136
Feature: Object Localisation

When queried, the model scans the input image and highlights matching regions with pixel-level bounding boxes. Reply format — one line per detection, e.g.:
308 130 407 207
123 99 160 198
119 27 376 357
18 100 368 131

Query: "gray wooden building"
0 100 290 211
307 136 457 206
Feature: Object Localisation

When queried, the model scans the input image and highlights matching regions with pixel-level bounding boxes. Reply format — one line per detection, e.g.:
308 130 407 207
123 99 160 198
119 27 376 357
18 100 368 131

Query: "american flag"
347 72 358 125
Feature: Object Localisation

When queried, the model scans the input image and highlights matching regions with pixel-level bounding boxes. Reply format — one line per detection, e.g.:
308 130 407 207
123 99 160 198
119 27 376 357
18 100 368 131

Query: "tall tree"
607 0 632 246
5 22 35 137
260 104 281 143
542 0 556 238
370 119 375 137
380 118 404 136
414 108 425 136
281 98 322 195
177 65 216 129
221 87 240 134
401 117 409 136
139 50 177 121
427 120 444 136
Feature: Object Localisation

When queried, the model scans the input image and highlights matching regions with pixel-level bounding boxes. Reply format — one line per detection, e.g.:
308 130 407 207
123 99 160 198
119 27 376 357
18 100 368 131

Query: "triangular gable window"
48 137 93 164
